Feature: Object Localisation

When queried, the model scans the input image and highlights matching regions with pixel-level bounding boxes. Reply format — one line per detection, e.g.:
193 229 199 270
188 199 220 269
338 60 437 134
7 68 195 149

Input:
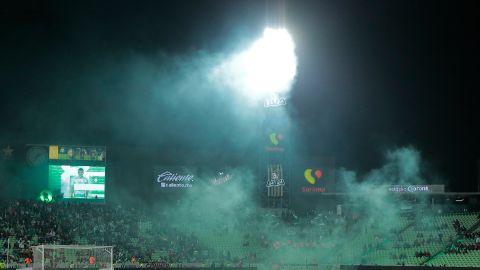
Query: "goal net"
32 245 113 270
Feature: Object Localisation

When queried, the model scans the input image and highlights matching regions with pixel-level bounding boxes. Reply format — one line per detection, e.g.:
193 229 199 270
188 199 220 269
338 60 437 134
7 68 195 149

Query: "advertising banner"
49 145 106 162
386 184 444 193
154 166 198 191
294 157 335 194
154 166 240 192
266 164 285 197
205 169 235 186
266 132 286 152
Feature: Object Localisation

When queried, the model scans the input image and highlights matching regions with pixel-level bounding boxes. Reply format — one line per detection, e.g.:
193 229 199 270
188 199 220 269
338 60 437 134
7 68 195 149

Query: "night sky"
1 0 478 191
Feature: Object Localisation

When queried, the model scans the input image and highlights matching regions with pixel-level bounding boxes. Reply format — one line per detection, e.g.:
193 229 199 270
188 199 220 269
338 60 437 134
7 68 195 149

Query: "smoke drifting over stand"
338 146 427 189
2 2 480 269
139 146 445 267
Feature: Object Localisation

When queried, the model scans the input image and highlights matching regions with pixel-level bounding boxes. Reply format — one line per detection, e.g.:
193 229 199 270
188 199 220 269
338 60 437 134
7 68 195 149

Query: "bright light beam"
243 28 297 97
211 28 297 103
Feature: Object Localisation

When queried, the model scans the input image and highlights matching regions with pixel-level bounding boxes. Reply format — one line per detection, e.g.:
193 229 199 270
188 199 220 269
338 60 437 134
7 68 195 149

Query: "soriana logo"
269 133 283 146
304 169 322 184
301 168 325 193
266 133 285 152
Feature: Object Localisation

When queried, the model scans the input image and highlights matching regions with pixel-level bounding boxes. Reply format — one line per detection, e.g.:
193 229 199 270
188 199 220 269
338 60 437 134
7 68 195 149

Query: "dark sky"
1 0 479 191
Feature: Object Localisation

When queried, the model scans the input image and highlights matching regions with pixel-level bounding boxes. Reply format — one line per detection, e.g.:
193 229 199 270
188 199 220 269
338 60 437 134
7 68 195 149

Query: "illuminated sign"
294 157 335 196
301 187 326 193
299 167 328 193
266 132 285 152
156 171 195 188
270 133 281 145
267 164 285 197
304 169 322 185
49 145 106 162
387 185 444 193
209 171 233 185
266 170 285 187
264 96 287 107
154 166 198 190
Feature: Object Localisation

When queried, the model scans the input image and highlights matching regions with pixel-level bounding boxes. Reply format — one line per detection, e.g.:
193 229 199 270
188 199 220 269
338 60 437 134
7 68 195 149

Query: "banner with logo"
266 164 286 197
265 131 286 152
154 166 198 191
386 185 444 193
204 168 235 186
294 157 335 194
153 166 239 192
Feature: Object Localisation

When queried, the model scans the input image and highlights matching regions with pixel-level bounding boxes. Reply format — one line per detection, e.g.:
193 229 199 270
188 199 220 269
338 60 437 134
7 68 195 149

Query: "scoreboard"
47 145 107 201
49 145 105 162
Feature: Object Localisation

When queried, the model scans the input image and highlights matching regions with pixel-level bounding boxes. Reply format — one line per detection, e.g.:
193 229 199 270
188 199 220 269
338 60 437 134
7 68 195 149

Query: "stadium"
1 1 478 270
2 184 480 269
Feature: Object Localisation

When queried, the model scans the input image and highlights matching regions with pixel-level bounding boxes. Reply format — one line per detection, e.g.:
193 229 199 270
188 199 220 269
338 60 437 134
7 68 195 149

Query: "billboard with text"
294 157 335 194
154 166 198 191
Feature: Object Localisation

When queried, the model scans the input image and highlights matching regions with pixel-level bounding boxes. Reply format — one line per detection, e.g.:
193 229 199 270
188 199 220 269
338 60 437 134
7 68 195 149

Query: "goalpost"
32 245 113 270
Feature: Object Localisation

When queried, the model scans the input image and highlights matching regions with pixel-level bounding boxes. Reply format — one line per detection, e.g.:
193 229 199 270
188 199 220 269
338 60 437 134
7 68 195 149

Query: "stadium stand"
1 200 480 268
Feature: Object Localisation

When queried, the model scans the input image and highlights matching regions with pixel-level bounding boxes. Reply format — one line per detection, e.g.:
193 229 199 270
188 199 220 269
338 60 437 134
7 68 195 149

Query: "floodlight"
211 27 297 103
243 28 297 98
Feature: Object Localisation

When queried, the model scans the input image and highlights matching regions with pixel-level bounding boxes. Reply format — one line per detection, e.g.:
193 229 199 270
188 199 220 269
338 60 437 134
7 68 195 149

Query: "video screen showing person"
48 165 106 200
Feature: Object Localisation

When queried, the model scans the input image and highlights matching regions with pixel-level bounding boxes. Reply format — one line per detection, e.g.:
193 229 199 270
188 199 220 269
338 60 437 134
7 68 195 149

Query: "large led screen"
48 165 105 200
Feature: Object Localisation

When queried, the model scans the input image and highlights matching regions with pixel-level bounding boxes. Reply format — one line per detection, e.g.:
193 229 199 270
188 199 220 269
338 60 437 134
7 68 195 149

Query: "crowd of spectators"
414 251 431 258
0 200 210 266
0 201 366 266
445 241 480 254
1 200 480 268
453 219 468 236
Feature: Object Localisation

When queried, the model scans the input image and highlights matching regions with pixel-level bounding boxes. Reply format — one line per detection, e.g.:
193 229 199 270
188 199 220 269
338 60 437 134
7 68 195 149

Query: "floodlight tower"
261 100 292 209
258 0 295 209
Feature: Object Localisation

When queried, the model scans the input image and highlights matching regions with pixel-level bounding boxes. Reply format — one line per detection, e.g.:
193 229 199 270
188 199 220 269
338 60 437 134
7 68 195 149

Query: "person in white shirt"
71 168 89 198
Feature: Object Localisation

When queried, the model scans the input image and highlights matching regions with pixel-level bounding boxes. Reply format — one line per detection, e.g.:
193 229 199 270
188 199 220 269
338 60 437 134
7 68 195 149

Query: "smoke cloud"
137 146 436 267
